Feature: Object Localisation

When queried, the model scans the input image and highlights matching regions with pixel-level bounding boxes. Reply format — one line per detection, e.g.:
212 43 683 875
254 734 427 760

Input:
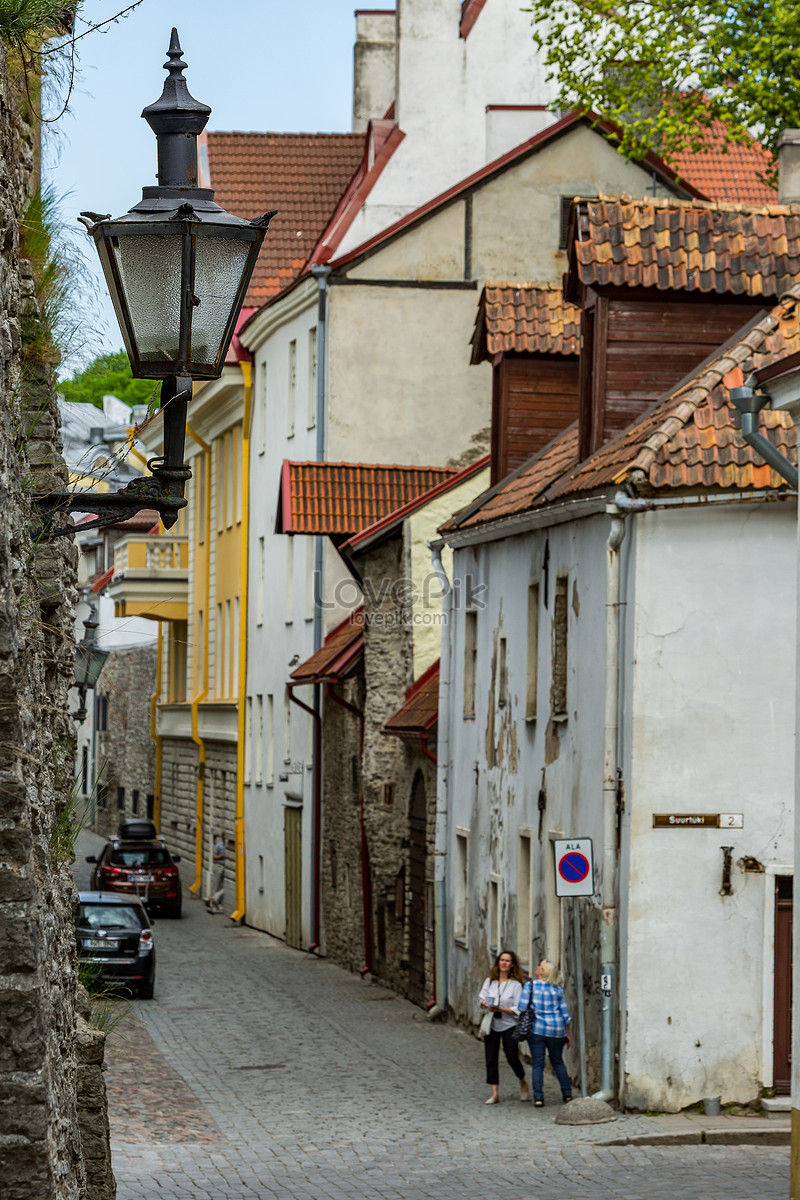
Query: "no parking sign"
553 838 594 897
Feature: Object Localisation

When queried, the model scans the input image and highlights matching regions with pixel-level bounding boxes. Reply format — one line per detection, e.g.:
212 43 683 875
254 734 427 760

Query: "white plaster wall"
623 503 796 1111
243 292 319 939
339 0 555 255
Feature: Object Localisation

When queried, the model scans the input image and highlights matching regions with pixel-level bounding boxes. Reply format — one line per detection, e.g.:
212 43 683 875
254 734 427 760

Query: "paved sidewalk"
74 830 790 1199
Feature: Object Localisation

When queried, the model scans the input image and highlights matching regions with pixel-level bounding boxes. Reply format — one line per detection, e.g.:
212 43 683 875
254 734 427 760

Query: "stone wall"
94 644 157 840
0 38 113 1200
319 535 438 1005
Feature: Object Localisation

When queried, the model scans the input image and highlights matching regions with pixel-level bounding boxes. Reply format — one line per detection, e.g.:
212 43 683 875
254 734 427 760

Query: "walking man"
206 831 226 913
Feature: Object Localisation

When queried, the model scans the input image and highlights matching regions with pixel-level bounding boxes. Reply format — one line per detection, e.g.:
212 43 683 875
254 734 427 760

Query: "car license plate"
84 938 119 949
129 874 154 883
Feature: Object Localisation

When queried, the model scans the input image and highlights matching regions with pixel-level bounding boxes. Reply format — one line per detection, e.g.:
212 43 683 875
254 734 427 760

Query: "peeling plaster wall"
623 503 795 1111
445 516 608 1092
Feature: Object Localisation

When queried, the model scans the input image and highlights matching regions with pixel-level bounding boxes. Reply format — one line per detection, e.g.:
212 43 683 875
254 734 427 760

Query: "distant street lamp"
37 29 274 535
72 605 109 724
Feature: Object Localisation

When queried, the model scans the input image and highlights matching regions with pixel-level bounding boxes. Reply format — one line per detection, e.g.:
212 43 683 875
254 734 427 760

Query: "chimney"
352 10 397 133
779 130 800 203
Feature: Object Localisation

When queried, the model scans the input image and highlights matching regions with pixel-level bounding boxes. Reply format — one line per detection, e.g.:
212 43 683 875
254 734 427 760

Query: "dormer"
564 197 791 460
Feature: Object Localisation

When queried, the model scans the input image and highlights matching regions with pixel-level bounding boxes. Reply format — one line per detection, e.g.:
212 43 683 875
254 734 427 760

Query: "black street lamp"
72 605 109 725
38 29 274 536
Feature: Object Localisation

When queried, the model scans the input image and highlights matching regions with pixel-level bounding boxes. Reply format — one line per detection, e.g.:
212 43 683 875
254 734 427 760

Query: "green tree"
527 0 800 171
59 350 157 411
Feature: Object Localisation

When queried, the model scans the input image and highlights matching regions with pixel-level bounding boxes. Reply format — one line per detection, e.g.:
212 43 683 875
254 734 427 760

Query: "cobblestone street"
75 834 789 1199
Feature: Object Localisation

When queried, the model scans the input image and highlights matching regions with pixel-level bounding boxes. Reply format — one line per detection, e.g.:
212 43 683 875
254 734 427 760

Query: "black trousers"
484 1027 525 1085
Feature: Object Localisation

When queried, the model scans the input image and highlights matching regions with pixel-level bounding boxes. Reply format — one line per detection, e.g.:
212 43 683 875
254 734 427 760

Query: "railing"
114 535 188 576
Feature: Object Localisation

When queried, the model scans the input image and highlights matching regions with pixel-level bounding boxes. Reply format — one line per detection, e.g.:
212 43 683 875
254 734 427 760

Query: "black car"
76 892 156 999
86 827 182 918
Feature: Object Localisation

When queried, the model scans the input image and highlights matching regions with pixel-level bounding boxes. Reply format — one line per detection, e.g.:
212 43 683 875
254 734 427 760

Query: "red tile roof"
290 610 365 685
204 131 364 305
471 283 581 365
567 196 800 299
460 0 488 38
383 660 440 735
343 455 489 556
673 121 776 205
277 461 459 536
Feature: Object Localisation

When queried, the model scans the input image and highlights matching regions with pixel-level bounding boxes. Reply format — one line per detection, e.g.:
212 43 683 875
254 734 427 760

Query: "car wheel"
138 979 154 1000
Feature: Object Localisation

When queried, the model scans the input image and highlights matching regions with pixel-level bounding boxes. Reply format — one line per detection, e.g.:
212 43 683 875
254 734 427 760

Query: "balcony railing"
108 534 189 621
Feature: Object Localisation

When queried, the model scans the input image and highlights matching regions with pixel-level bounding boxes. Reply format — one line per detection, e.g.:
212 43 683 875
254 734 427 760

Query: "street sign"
553 838 594 897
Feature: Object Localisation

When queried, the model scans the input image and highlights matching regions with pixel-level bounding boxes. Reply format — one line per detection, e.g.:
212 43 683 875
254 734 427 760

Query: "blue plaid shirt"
517 979 571 1038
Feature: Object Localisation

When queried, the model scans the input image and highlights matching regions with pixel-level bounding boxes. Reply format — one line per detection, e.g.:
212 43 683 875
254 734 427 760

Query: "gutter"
186 423 211 898
324 680 373 975
231 362 253 923
427 542 452 1021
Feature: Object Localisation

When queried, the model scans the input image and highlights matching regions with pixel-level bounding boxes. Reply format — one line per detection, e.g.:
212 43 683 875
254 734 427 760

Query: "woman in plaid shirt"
517 959 573 1106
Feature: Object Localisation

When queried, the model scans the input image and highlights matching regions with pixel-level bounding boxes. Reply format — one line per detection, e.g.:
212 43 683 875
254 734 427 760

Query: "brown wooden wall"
579 292 766 459
491 356 579 485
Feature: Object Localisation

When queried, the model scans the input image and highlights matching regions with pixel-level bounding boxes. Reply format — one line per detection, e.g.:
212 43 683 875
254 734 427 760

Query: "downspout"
186 423 211 896
730 384 799 489
418 733 437 765
287 683 322 951
151 621 163 831
594 493 641 1102
428 542 452 1021
324 680 373 975
309 264 331 955
231 362 253 922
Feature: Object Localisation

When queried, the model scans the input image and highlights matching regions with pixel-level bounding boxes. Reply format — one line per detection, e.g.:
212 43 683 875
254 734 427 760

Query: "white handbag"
478 1010 494 1040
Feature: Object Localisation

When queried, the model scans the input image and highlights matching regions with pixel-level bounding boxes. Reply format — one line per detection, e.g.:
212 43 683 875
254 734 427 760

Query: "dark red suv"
86 822 182 918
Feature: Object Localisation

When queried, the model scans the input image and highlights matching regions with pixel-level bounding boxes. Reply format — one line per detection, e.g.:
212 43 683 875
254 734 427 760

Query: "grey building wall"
94 644 157 840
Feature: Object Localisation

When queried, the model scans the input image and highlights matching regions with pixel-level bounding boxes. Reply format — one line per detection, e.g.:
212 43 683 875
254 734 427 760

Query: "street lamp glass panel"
191 236 252 367
115 234 183 362
74 643 109 690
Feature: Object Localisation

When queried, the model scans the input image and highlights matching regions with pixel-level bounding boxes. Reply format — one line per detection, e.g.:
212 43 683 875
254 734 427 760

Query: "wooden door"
284 805 303 949
774 875 793 1095
408 773 427 1005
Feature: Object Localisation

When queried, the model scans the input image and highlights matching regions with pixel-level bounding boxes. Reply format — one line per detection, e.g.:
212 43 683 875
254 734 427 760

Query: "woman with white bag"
478 949 528 1104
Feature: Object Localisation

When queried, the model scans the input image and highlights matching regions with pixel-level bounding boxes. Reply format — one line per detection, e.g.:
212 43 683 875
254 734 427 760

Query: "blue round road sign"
558 851 590 884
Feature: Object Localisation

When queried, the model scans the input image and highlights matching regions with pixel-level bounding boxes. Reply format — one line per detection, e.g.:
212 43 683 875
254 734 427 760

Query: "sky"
45 0 362 375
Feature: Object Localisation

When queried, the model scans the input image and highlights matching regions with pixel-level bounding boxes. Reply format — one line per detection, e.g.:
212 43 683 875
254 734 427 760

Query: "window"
132 789 139 815
304 539 315 622
215 438 224 533
489 875 501 956
225 430 234 528
244 697 253 785
498 636 508 708
266 694 275 786
97 784 108 809
196 610 204 694
96 693 108 732
526 582 540 721
146 794 154 819
518 832 533 971
258 360 267 455
463 610 477 718
255 694 263 785
383 782 396 805
234 425 242 524
256 538 265 626
551 576 568 719
307 326 317 429
197 452 206 543
215 603 223 698
284 690 291 764
288 339 297 437
116 786 125 811
81 746 88 794
169 621 188 703
285 537 294 624
454 829 469 943
225 599 232 697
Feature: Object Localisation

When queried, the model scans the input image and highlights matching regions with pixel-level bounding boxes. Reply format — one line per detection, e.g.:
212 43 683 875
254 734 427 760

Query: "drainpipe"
324 680 373 975
186 424 211 897
231 362 253 922
287 683 322 952
427 542 452 1021
730 384 799 489
418 733 437 765
309 264 331 954
594 500 626 1102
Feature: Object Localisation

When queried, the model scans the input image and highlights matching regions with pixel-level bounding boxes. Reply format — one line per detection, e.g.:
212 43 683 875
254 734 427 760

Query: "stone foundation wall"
159 735 237 905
